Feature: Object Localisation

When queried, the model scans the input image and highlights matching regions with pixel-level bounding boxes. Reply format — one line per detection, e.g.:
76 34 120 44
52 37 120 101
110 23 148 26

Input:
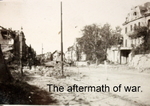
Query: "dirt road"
26 64 150 106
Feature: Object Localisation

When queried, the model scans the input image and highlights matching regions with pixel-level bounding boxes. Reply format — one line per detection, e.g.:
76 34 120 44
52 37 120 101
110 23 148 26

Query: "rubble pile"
129 54 150 70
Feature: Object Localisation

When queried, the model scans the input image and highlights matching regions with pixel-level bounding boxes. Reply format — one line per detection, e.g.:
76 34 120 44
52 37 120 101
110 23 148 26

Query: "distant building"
65 46 78 62
44 52 52 61
36 52 52 63
65 38 86 63
52 50 65 62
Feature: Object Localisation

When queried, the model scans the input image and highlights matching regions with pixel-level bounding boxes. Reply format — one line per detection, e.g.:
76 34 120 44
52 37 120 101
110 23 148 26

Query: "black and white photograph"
0 0 150 105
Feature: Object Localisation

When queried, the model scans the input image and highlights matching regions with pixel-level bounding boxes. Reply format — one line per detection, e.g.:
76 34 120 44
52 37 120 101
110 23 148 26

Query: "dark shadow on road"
0 80 57 105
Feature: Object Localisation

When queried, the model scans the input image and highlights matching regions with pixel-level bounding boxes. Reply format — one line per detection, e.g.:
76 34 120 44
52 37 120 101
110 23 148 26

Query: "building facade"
0 26 36 65
65 46 77 63
107 2 150 64
121 2 150 64
122 2 150 48
52 50 65 62
65 38 87 63
0 27 14 51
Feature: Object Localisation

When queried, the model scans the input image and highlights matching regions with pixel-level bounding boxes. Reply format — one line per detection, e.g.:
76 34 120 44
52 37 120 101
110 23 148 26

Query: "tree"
77 23 122 63
0 44 14 83
128 26 150 54
78 24 101 62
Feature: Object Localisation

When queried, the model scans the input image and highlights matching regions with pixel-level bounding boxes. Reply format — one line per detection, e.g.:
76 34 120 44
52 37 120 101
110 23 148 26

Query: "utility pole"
61 2 64 76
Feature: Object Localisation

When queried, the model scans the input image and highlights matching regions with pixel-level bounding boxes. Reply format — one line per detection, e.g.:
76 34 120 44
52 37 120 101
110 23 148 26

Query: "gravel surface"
16 64 150 106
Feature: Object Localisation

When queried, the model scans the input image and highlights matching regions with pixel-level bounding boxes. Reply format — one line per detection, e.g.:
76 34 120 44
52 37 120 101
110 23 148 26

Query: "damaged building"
107 2 150 64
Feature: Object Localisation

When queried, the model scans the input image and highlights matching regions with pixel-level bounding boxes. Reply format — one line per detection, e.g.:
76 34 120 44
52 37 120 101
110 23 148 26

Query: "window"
133 12 137 16
125 27 127 33
125 39 127 47
134 24 137 30
148 20 150 30
138 22 140 27
130 25 132 31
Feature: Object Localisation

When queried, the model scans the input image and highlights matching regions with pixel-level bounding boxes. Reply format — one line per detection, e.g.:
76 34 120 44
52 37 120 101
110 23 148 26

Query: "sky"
0 0 149 54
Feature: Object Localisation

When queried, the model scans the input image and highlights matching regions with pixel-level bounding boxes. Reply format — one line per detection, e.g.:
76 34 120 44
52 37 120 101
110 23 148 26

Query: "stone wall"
128 53 150 69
